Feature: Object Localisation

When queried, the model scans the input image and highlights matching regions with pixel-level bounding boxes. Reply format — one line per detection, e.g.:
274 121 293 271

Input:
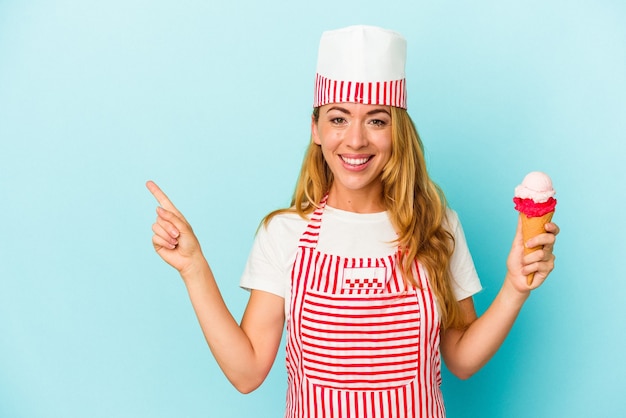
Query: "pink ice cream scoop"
513 172 557 217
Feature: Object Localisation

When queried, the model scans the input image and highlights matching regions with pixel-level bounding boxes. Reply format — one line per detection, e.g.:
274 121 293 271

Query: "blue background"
1 1 625 417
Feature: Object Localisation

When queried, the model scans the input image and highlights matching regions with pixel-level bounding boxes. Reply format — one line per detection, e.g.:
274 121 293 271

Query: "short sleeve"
447 209 482 300
239 213 306 299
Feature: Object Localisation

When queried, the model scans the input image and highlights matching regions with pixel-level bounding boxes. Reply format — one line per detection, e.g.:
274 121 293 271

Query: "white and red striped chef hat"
314 25 407 109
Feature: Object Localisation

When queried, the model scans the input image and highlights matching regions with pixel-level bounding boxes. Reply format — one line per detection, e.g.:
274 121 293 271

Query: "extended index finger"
146 180 185 218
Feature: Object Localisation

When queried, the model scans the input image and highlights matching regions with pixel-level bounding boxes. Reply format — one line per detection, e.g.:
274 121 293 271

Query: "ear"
311 114 321 145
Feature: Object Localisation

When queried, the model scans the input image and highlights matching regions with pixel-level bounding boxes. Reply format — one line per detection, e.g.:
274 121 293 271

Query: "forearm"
181 258 269 392
441 277 529 379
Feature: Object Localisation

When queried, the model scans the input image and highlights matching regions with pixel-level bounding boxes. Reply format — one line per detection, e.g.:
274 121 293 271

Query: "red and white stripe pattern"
301 290 420 391
313 74 407 109
285 201 444 418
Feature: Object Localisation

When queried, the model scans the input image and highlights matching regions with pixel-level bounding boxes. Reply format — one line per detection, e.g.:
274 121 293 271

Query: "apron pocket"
300 290 420 391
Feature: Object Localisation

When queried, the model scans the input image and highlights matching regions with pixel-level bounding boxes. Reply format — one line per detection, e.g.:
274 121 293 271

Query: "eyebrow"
326 106 391 117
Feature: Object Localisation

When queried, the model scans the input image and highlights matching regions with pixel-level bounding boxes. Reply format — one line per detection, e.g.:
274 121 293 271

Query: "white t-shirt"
240 206 482 319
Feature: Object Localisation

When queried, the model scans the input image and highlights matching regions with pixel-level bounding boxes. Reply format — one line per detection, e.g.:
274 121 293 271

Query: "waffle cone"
521 211 554 285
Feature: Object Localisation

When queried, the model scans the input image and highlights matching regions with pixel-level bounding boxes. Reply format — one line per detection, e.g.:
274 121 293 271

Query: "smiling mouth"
341 156 372 166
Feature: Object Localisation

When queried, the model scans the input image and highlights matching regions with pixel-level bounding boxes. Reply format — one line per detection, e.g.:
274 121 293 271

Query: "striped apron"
285 200 445 418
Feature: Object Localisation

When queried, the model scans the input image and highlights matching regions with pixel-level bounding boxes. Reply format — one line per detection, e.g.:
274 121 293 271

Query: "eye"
370 119 387 127
330 117 347 125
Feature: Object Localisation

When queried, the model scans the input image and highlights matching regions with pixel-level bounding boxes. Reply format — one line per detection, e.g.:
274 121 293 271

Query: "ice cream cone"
521 211 554 285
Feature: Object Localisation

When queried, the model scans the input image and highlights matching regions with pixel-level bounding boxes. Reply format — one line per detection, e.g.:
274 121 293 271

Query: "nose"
345 121 369 149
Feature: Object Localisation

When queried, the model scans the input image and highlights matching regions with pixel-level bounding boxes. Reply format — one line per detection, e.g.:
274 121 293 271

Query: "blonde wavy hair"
264 106 463 329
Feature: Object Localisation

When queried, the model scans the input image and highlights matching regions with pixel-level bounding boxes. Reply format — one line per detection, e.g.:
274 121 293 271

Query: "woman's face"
312 102 392 208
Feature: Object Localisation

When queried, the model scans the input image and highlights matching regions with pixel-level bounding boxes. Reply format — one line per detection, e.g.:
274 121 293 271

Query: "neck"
326 185 386 213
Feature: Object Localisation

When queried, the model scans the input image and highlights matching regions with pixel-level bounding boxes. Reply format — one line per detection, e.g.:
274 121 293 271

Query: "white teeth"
341 156 369 165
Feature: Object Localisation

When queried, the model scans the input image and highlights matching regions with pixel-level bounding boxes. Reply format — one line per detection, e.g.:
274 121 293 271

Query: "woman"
147 25 558 418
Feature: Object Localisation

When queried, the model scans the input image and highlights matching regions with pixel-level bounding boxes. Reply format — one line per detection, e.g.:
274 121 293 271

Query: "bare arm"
441 217 559 379
147 181 285 393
